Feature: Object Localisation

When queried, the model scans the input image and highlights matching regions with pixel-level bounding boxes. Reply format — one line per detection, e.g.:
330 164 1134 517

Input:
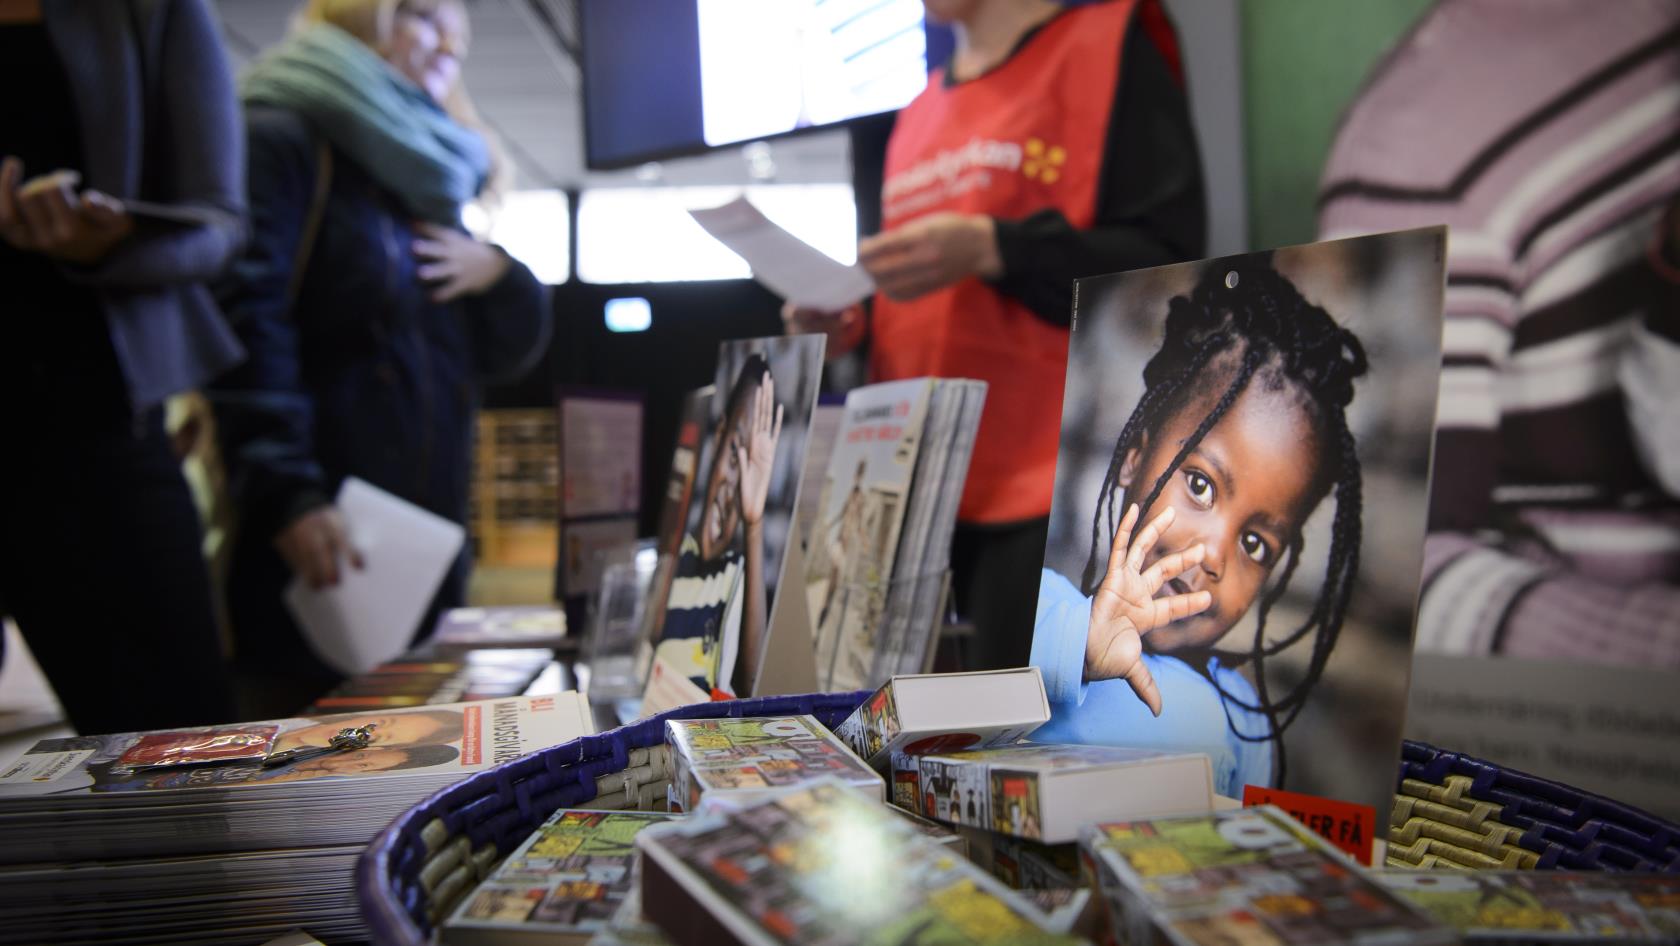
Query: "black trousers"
0 407 235 735
950 516 1050 671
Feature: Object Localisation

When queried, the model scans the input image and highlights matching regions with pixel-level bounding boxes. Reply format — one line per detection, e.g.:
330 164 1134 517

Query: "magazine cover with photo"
15 709 468 795
1315 2 1680 822
651 335 825 699
0 695 593 801
805 379 934 691
1030 228 1445 816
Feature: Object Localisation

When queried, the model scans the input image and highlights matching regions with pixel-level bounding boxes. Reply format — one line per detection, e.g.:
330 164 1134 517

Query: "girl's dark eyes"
1241 532 1272 565
1183 470 1214 506
1180 469 1275 566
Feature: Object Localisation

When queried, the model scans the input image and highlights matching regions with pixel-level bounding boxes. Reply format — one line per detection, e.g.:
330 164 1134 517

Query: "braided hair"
1079 257 1367 787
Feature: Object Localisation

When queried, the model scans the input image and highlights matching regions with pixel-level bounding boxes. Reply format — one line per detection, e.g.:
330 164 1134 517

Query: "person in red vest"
786 0 1206 669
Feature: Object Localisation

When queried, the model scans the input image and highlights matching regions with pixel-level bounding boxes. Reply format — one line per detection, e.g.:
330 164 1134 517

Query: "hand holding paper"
283 478 465 676
275 506 363 590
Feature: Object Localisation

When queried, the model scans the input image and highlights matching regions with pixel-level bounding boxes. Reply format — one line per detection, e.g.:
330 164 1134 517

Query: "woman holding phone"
0 0 245 734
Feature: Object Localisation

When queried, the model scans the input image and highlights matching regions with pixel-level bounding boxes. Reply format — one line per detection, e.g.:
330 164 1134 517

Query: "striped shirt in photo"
1319 0 1680 666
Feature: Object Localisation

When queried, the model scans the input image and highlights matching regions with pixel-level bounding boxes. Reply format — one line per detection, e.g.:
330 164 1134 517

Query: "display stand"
747 517 820 697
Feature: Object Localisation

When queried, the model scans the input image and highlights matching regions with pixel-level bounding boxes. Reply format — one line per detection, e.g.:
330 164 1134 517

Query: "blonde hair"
296 0 510 206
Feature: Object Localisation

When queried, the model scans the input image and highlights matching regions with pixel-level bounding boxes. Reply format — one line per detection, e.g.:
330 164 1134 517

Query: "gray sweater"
41 0 245 413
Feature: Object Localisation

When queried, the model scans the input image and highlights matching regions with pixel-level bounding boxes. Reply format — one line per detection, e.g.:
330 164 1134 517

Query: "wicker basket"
356 690 869 946
357 711 1680 945
1391 740 1680 873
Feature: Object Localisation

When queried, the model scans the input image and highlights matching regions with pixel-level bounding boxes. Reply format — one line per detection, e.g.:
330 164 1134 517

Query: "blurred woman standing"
0 0 244 734
212 0 550 718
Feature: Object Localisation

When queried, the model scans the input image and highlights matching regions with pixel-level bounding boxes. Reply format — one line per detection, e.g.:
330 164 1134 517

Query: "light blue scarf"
240 24 490 226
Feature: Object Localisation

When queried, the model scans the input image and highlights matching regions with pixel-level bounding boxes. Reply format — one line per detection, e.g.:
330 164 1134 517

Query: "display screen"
581 0 939 169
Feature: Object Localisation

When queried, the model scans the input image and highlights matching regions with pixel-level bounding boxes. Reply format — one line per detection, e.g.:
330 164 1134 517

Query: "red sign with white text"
1242 784 1376 865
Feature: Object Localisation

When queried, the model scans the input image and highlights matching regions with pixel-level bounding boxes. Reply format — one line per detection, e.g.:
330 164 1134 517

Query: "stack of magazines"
0 693 595 945
804 377 987 691
0 848 364 945
302 648 557 713
429 605 569 653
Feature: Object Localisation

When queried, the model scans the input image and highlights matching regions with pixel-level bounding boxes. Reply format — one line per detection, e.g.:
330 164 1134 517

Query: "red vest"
872 0 1137 523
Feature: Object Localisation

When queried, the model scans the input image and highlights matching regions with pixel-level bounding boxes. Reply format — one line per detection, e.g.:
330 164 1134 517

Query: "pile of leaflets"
437 679 1221 946
0 848 365 945
430 606 570 653
833 667 1049 770
303 648 557 713
957 826 1093 932
804 378 987 691
441 809 677 945
1373 869 1680 942
638 779 1084 946
1081 807 1454 946
432 666 1680 946
664 714 883 812
0 693 594 945
890 743 1214 844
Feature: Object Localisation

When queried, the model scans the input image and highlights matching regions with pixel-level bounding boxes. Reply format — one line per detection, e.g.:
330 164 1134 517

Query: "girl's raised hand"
1084 504 1213 716
735 377 782 527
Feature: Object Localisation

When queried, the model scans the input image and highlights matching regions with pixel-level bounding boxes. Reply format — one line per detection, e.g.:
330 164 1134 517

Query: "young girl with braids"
1029 259 1367 798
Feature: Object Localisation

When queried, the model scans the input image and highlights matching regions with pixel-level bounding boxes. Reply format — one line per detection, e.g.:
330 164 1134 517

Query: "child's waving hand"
1085 504 1213 717
736 378 783 527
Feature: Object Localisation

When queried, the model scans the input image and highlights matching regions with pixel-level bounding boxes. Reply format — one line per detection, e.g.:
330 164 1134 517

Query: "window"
470 190 572 284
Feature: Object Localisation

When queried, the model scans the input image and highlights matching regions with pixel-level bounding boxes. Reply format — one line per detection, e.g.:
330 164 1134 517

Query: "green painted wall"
1240 0 1435 251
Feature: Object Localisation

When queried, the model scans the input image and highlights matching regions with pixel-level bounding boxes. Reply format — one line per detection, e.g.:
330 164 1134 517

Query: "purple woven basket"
356 690 869 946
357 703 1680 944
1392 740 1680 872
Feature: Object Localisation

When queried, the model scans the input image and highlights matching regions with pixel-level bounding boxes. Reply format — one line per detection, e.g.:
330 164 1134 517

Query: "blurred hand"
412 222 509 303
0 158 132 264
275 505 365 591
857 212 1002 302
781 302 864 356
736 378 783 528
1084 504 1211 717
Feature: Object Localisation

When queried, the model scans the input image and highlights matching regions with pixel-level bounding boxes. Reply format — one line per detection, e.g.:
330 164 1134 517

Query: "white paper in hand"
282 478 465 676
689 196 874 310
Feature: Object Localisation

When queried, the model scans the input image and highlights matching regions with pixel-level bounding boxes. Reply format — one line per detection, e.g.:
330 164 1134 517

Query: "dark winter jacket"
210 105 550 544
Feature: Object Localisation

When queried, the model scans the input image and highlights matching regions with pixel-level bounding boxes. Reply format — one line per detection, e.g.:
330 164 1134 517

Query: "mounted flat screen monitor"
582 0 947 169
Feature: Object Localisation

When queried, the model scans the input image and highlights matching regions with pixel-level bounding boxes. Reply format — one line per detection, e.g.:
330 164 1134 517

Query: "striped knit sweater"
1319 0 1680 667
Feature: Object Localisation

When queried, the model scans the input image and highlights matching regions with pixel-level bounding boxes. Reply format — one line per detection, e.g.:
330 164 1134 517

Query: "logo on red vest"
1022 138 1067 184
882 136 1024 220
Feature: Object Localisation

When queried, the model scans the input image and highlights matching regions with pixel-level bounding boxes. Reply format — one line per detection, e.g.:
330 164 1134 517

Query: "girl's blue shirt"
1030 568 1274 798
